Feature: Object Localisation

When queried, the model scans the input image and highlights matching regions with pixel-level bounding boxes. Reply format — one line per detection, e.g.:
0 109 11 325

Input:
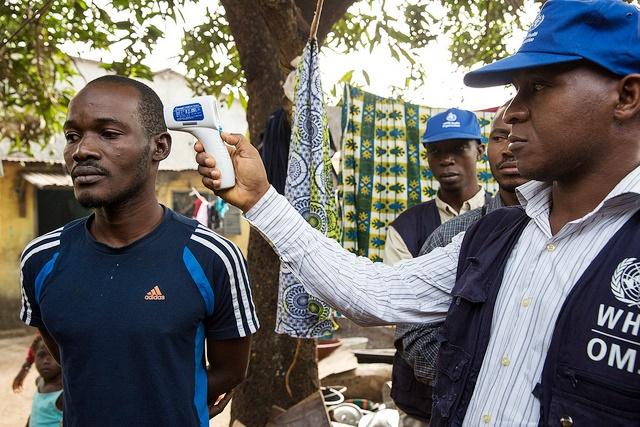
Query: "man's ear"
614 74 640 122
152 132 172 161
476 141 485 160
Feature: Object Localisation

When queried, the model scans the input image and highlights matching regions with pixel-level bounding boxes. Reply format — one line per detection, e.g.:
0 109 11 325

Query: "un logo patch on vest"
585 258 640 376
611 258 640 308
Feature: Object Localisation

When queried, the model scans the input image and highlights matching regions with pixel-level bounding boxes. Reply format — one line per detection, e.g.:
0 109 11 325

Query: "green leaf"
339 69 354 83
362 69 370 86
396 45 415 65
389 46 399 61
115 21 132 30
239 91 247 110
226 91 234 109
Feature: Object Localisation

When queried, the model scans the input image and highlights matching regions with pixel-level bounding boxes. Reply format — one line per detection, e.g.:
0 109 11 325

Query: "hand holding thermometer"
164 96 236 189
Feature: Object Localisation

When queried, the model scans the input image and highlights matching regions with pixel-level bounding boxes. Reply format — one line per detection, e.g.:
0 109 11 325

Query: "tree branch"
296 0 359 43
257 0 308 69
0 0 55 50
221 0 285 142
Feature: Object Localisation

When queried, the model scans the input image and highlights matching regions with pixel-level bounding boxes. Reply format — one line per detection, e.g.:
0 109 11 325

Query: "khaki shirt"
383 187 486 265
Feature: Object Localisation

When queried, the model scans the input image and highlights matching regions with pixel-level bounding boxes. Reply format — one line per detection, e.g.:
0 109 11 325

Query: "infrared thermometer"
164 96 235 189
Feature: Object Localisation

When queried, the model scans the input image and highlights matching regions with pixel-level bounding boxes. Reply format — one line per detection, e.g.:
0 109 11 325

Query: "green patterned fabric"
275 40 340 338
339 85 498 262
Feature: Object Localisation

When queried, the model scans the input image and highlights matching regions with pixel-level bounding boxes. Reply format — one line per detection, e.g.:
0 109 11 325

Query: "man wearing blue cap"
392 102 529 426
384 107 487 426
196 0 640 425
383 108 488 265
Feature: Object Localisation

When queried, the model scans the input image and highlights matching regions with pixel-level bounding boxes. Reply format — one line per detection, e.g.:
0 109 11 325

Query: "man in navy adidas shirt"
19 75 259 427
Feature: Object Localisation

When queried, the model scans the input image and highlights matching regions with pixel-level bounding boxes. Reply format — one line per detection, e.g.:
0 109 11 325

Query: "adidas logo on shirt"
144 285 165 301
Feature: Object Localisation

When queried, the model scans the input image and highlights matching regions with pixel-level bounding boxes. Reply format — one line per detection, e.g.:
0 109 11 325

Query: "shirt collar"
436 186 485 216
516 164 640 220
487 194 506 211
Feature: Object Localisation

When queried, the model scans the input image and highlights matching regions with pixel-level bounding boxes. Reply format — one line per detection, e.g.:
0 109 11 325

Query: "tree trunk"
220 1 356 425
221 2 317 425
230 230 321 426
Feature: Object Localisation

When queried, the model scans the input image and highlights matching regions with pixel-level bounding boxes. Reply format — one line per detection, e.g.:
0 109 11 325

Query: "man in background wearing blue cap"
383 107 488 426
383 108 488 265
392 101 530 426
196 0 640 425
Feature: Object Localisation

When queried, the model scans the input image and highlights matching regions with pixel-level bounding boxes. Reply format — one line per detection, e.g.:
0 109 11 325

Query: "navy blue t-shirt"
19 208 259 427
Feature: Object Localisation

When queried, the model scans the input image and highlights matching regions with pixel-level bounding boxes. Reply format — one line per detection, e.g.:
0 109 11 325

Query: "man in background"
384 108 488 426
396 102 529 395
384 108 488 265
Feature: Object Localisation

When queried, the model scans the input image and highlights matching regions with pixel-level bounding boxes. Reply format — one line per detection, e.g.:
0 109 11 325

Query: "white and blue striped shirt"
246 165 640 426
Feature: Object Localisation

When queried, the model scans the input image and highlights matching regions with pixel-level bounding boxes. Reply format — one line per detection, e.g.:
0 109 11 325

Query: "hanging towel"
275 39 340 338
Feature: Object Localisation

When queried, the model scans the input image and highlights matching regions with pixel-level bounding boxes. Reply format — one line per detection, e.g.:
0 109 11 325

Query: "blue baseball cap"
464 0 640 87
422 108 482 145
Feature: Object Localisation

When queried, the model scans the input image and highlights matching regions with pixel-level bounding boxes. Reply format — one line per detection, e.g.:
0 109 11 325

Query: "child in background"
26 336 63 427
12 332 40 393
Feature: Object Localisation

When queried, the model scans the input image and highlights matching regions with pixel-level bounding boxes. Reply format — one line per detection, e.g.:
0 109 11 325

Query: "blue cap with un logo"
464 0 640 87
422 108 482 145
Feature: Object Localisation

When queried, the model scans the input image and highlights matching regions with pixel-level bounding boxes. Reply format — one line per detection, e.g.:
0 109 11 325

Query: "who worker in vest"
196 0 640 425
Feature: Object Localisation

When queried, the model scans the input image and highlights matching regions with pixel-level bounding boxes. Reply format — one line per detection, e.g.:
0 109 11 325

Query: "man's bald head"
81 75 166 140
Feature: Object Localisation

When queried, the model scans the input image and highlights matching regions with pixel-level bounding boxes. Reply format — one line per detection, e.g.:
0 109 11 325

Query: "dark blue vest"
391 193 493 258
391 199 441 258
431 207 640 426
391 193 492 420
391 200 441 420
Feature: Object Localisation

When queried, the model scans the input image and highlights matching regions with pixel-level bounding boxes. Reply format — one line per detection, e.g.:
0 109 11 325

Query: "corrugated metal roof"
22 172 73 188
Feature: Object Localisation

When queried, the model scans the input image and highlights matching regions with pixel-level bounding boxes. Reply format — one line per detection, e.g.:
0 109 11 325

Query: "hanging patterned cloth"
275 29 341 338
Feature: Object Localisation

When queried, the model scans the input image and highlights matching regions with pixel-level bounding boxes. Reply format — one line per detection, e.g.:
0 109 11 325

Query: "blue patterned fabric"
275 40 340 338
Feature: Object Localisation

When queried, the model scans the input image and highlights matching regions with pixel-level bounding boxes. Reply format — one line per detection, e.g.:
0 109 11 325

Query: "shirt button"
560 415 573 427
482 414 491 424
522 297 532 308
546 243 556 252
501 356 510 367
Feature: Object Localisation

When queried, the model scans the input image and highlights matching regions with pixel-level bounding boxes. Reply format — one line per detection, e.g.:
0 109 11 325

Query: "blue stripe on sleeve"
35 253 59 304
183 247 215 316
193 323 208 427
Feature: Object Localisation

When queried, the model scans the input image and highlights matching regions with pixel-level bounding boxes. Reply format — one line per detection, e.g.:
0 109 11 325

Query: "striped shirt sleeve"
245 187 459 325
19 228 63 328
188 225 259 339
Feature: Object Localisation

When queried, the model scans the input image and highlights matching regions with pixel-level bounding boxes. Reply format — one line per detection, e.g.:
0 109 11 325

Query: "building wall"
0 162 37 300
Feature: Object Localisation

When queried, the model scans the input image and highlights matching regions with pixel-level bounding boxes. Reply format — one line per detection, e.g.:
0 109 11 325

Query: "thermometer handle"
190 128 236 189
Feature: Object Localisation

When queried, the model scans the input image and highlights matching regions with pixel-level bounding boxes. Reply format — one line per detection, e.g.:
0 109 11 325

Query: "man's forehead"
71 82 139 107
68 83 139 119
491 120 509 131
431 138 477 147
511 61 586 82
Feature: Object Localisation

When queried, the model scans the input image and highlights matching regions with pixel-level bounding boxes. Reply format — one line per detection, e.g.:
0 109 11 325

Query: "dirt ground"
0 333 231 427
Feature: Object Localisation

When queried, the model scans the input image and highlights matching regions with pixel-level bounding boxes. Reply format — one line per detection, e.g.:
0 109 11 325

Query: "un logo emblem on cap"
530 13 544 31
446 112 457 122
611 258 640 308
